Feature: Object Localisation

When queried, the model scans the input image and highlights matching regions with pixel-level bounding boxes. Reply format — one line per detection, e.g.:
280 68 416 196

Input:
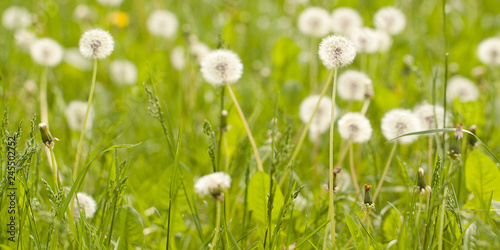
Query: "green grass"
1 0 500 249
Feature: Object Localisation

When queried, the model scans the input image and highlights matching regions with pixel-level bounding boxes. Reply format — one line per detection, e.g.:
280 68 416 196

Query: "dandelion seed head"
413 102 452 131
170 46 186 70
375 30 392 52
194 172 232 200
338 112 372 143
30 38 64 67
65 101 94 131
110 59 138 85
190 42 211 64
96 0 124 7
381 109 421 144
73 192 97 219
373 7 406 35
147 10 178 39
477 37 500 65
73 4 95 22
299 95 339 142
14 29 36 51
2 6 32 30
446 76 479 102
79 29 114 60
330 7 363 35
64 48 93 71
337 70 371 101
201 49 243 86
318 35 356 69
298 7 331 37
349 27 379 54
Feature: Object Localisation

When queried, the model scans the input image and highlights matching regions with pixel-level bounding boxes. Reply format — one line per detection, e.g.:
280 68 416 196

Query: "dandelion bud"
39 123 59 148
318 35 357 69
447 123 463 161
194 172 232 201
363 184 375 209
468 125 478 147
416 168 432 195
79 29 114 60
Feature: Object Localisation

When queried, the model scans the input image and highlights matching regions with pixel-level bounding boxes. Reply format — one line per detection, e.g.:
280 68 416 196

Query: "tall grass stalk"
328 67 338 247
225 83 263 172
373 142 398 202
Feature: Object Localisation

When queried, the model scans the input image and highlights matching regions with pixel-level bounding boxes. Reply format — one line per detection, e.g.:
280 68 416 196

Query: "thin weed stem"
428 136 433 184
210 201 222 250
40 66 49 124
373 142 398 202
349 143 362 202
225 83 263 172
328 67 338 247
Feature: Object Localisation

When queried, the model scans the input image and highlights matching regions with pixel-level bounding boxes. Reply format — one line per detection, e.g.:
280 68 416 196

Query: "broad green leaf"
116 205 144 249
247 171 284 224
465 151 500 206
345 214 367 249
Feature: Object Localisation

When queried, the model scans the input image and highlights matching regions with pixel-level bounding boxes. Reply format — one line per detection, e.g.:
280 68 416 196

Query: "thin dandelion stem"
40 66 49 124
328 67 338 247
373 142 398 202
210 201 222 250
360 99 371 115
310 37 318 93
437 188 448 250
49 147 59 189
321 221 330 250
428 136 433 184
349 144 362 202
416 194 423 243
366 208 371 249
73 59 98 181
225 83 263 172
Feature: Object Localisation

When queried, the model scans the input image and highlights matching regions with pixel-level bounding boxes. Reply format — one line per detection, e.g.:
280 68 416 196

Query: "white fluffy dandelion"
170 46 186 70
477 37 500 65
318 35 357 69
65 101 94 131
330 7 363 35
413 103 452 131
96 0 124 7
349 27 379 54
201 49 243 86
64 48 93 71
147 10 178 39
79 29 114 60
190 42 211 64
337 112 372 143
14 29 36 51
73 4 95 22
30 38 64 67
297 7 331 37
110 59 138 85
446 76 479 102
373 7 406 35
73 192 97 219
299 95 337 141
337 70 371 101
194 172 231 199
381 109 421 144
375 30 393 52
2 6 32 30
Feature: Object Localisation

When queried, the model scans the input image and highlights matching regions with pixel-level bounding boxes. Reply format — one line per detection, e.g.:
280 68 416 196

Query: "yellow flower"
108 11 129 28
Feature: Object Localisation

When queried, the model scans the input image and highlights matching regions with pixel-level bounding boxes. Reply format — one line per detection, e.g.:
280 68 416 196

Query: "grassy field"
1 0 500 249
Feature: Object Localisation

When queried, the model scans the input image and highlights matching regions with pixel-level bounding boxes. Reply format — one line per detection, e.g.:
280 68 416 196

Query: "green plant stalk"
310 37 318 93
328 67 338 247
217 87 225 170
373 142 398 202
428 136 433 184
40 66 49 124
416 194 424 246
321 221 329 250
349 144 362 202
225 83 263 172
367 208 371 249
49 147 59 189
210 201 222 250
437 187 448 250
279 68 335 186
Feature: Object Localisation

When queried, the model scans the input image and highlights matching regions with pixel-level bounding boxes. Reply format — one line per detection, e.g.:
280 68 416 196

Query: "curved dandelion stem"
225 83 263 172
373 142 398 202
328 67 338 247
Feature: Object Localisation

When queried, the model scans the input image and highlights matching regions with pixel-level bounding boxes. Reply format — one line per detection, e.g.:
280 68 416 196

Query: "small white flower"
318 35 356 69
373 7 406 35
381 109 421 144
64 48 93 71
446 76 479 102
96 0 124 7
349 27 379 54
170 46 186 70
2 6 32 30
190 42 211 64
73 4 95 22
65 101 94 131
14 29 36 51
201 49 243 86
147 10 178 39
330 7 363 35
337 112 372 143
297 7 331 37
375 30 392 52
413 102 452 131
477 37 500 66
30 38 64 67
73 192 97 219
299 95 338 142
337 70 371 101
110 59 138 85
194 172 232 200
79 29 114 60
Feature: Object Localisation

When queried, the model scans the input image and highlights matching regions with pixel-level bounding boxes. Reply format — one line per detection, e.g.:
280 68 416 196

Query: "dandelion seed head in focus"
318 34 357 69
79 29 114 60
201 49 243 86
194 172 232 200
